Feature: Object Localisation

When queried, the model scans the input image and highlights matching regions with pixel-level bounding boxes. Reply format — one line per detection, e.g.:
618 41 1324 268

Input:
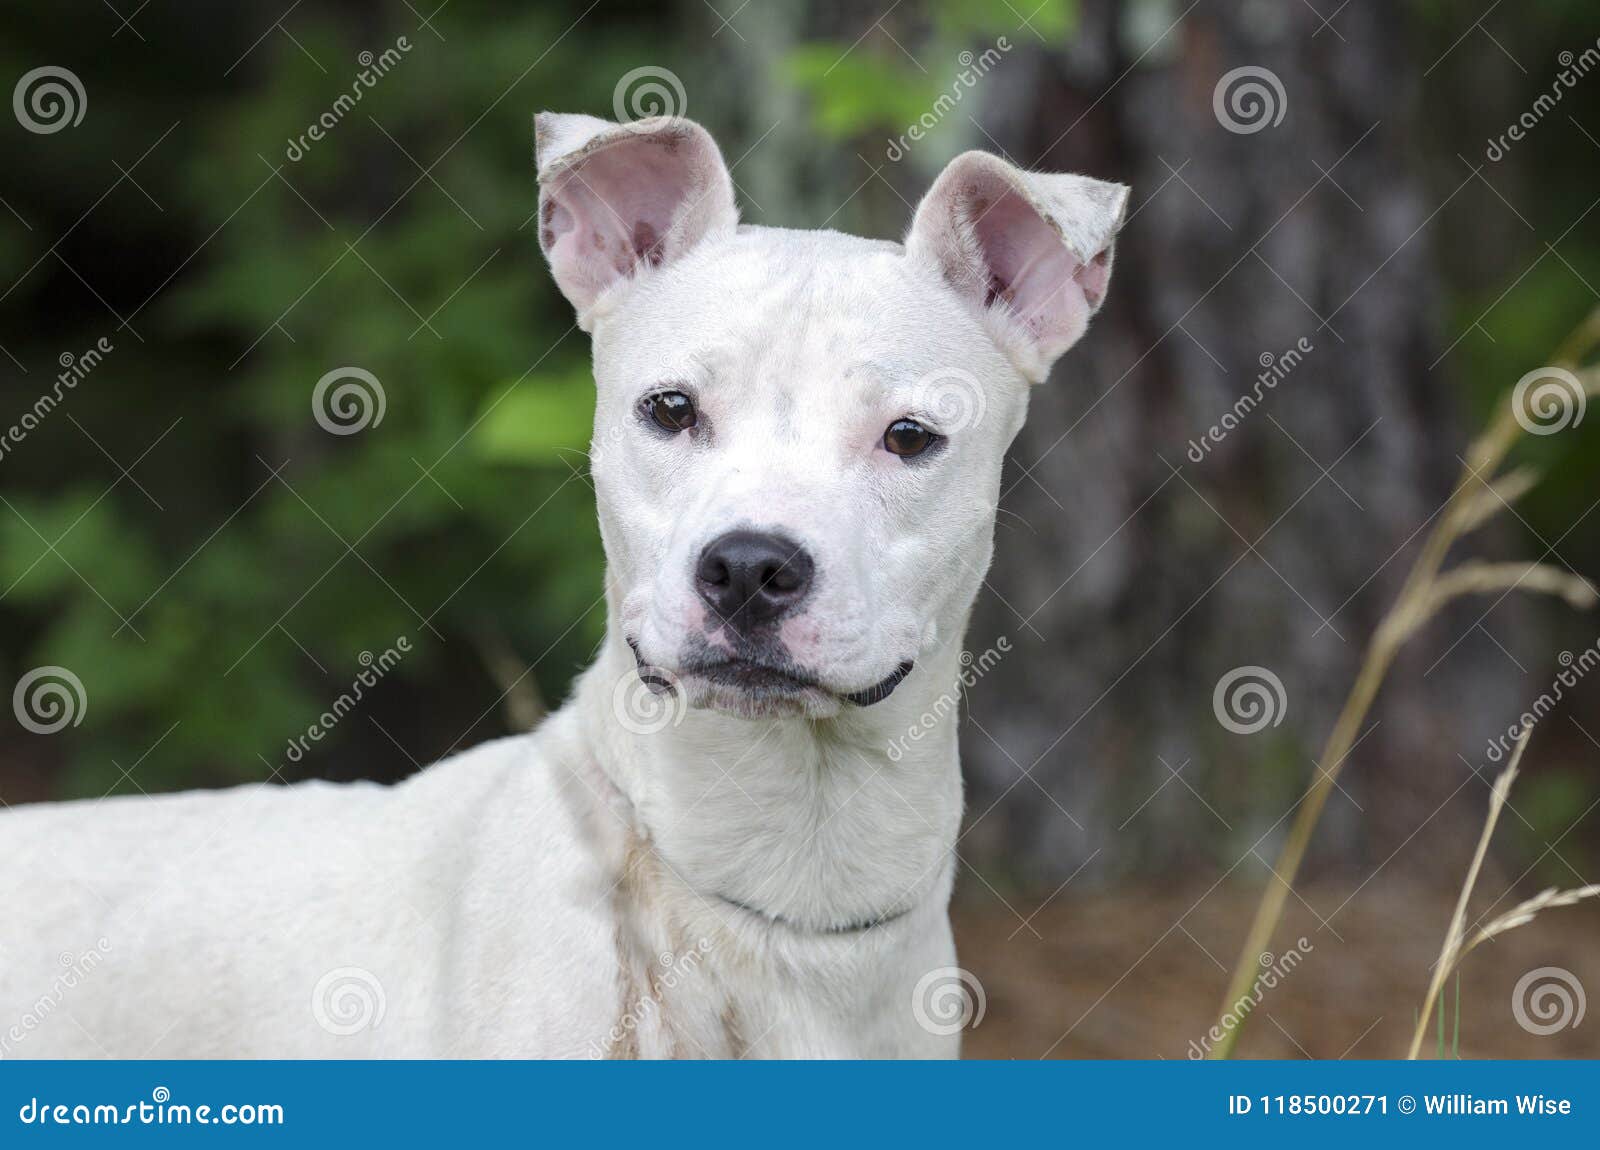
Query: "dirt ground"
951 878 1600 1060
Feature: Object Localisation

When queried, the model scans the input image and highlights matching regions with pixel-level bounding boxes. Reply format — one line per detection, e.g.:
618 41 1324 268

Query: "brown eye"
883 418 936 458
645 390 697 433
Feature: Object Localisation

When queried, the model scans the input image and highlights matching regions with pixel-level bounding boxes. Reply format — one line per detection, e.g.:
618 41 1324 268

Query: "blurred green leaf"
934 0 1076 38
473 366 595 466
786 46 939 137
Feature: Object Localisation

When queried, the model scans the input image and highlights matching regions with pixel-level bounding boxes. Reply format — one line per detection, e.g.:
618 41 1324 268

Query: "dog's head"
536 112 1127 720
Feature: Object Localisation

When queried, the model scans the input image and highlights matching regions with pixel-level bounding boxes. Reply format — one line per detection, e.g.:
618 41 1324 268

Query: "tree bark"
959 0 1524 883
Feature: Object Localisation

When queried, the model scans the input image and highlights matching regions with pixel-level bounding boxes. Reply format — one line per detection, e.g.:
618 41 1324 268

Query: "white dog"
0 113 1125 1059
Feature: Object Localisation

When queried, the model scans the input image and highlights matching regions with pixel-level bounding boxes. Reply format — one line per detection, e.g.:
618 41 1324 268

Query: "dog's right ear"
534 112 739 328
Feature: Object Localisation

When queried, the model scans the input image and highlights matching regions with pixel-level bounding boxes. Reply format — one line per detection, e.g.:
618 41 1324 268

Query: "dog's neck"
575 627 965 934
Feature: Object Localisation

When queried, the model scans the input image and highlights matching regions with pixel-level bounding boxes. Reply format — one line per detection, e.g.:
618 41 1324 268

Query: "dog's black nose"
695 530 813 629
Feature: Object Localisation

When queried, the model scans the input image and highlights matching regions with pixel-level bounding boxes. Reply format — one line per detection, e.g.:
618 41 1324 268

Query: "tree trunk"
959 0 1525 884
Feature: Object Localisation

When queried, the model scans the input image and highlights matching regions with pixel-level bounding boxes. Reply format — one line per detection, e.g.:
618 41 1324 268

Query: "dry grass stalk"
1210 309 1600 1058
1404 727 1526 1060
1453 466 1541 534
1403 562 1598 633
1460 883 1600 956
1406 723 1600 1058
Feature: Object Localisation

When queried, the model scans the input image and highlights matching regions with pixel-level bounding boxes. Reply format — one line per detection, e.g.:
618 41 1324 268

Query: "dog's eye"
643 390 697 433
883 418 937 458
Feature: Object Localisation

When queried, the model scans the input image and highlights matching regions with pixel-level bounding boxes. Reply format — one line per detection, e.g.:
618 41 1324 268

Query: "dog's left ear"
907 152 1129 383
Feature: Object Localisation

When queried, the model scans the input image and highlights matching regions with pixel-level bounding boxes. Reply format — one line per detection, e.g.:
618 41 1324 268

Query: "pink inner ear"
540 135 699 311
970 186 1094 355
1075 247 1112 309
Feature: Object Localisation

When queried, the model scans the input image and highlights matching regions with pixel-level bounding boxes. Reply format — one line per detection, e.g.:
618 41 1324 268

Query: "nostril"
762 562 799 593
700 556 731 587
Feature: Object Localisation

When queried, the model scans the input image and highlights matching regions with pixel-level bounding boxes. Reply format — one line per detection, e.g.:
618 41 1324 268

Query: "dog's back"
0 721 624 1058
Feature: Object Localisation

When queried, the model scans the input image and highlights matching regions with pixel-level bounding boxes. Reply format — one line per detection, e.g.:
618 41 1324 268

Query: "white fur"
0 114 1126 1059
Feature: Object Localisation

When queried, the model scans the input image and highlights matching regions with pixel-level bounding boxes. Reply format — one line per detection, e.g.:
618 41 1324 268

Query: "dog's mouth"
627 638 912 709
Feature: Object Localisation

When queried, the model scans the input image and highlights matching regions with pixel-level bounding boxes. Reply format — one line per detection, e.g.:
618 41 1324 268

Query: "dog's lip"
839 661 914 707
627 639 913 708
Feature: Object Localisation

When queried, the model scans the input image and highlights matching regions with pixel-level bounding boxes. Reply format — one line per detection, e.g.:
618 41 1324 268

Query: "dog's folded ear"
534 112 739 328
907 152 1129 383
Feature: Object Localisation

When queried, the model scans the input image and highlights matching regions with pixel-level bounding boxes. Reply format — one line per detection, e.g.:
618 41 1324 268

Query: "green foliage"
1 4 628 796
1427 1 1600 571
785 48 937 139
1418 973 1462 1058
786 0 1077 140
1512 765 1600 884
475 367 597 465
